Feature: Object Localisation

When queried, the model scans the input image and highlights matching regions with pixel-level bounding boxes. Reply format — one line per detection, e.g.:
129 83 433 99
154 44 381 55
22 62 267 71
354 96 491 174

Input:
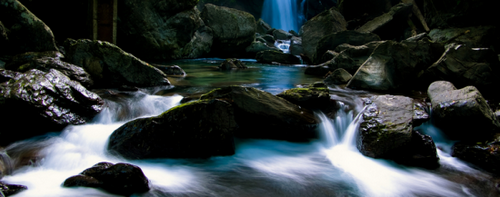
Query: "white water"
261 0 300 32
3 91 496 196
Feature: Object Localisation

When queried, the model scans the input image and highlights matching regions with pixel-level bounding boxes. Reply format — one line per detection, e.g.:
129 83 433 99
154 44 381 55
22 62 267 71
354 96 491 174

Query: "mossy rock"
276 83 330 109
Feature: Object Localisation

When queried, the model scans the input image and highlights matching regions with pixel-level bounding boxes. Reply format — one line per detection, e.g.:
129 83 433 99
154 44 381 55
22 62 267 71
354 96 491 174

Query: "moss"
158 99 209 117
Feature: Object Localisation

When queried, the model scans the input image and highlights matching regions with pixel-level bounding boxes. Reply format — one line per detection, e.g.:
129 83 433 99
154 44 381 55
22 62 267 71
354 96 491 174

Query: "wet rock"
313 30 381 64
63 162 149 196
219 58 247 70
181 25 214 59
246 41 280 58
412 101 429 128
256 18 272 35
324 68 352 85
427 81 500 141
155 65 186 76
290 36 304 57
357 95 439 168
304 65 330 76
256 51 302 65
428 26 498 48
5 51 93 87
108 99 237 159
338 0 396 29
0 0 58 55
0 182 27 196
423 0 498 28
452 137 500 175
327 41 383 74
301 6 347 62
200 4 256 57
63 39 170 88
0 69 104 146
277 83 330 109
356 3 413 40
303 0 338 20
272 29 293 40
201 86 319 141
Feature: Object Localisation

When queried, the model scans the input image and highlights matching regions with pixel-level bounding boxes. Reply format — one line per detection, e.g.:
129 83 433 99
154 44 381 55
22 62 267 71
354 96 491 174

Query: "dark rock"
392 130 440 169
108 99 237 159
300 6 347 62
0 181 27 196
304 65 330 76
324 68 352 85
338 0 396 29
427 81 500 141
181 25 214 59
261 34 276 44
405 32 429 42
63 162 150 196
219 58 247 70
155 65 186 76
290 36 304 56
413 101 430 128
4 51 63 70
200 4 256 57
273 29 293 40
356 3 413 40
428 26 498 49
320 50 339 64
276 83 330 109
0 0 58 55
322 41 383 75
256 51 302 64
200 86 319 141
313 30 381 64
256 18 272 35
452 137 500 175
423 0 498 28
63 39 170 88
303 0 338 20
246 41 280 57
0 69 104 146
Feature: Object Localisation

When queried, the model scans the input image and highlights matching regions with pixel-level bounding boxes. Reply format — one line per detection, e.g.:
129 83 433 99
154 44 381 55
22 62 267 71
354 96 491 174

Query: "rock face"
117 0 205 60
452 138 500 175
357 95 439 168
0 0 58 55
201 86 320 141
200 4 256 57
256 51 302 64
0 69 104 145
300 6 347 62
427 81 500 141
219 58 247 70
276 83 330 109
356 3 413 40
108 99 237 159
313 31 381 64
63 162 150 196
63 39 170 88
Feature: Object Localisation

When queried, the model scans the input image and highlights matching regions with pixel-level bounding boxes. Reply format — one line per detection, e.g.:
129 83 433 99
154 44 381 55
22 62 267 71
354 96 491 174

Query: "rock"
0 182 27 196
304 65 330 76
289 36 304 56
219 58 247 70
413 100 430 128
246 41 280 58
200 4 256 57
200 86 319 141
357 95 439 168
0 69 104 146
303 0 338 20
300 6 347 62
405 32 429 42
180 25 214 59
117 0 203 60
0 0 58 55
423 0 498 28
427 81 500 141
356 3 413 41
452 137 500 175
63 162 149 196
5 51 93 87
276 83 330 109
108 99 237 159
155 65 186 76
260 34 276 44
313 30 381 64
428 26 499 49
329 42 383 74
422 43 500 93
324 68 352 85
63 39 170 88
338 0 395 29
256 18 272 35
272 29 293 40
256 51 302 64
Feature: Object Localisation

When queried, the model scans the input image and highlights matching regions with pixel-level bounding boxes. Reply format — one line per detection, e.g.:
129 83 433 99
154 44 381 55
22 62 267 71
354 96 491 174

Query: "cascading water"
261 0 301 32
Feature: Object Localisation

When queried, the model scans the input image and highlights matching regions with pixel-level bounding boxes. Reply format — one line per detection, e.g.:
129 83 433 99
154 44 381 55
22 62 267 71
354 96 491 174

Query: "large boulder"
300 6 347 62
276 82 330 109
427 81 500 141
0 0 58 55
356 3 413 40
0 69 104 145
451 137 500 175
338 0 397 29
180 25 214 59
358 95 439 168
303 0 338 20
324 68 353 85
256 51 302 65
63 39 170 88
200 86 320 141
245 41 280 58
313 30 381 64
428 26 498 49
423 0 498 28
290 36 304 57
108 99 237 159
63 162 149 196
219 58 247 70
200 4 256 57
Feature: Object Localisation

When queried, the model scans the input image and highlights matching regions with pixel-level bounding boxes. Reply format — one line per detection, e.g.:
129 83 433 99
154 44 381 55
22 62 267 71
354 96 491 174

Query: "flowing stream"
3 60 498 196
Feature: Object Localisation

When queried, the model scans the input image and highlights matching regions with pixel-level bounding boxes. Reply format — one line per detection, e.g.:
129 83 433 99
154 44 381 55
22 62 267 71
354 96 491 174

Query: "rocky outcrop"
201 86 320 141
63 39 170 88
0 0 58 55
357 95 439 168
181 25 214 59
313 31 380 64
277 82 330 109
356 3 413 40
219 58 247 70
290 36 304 57
324 68 352 85
63 162 150 196
300 6 347 62
256 51 302 64
108 99 237 159
200 4 256 57
452 137 500 175
427 81 500 141
0 69 104 145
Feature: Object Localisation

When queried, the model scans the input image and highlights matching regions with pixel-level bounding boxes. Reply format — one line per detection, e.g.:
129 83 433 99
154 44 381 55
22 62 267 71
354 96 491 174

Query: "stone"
304 65 330 76
272 29 293 40
0 181 27 196
338 0 395 28
428 26 499 49
276 83 330 109
155 65 186 76
324 68 352 85
427 81 500 141
219 58 247 70
300 6 347 62
452 136 500 175
256 18 272 34
303 0 338 20
0 0 58 55
200 86 320 141
356 3 413 40
322 41 383 75
256 51 302 64
290 36 304 56
246 41 280 58
108 99 237 159
180 25 214 59
63 39 170 88
0 69 104 146
423 0 498 28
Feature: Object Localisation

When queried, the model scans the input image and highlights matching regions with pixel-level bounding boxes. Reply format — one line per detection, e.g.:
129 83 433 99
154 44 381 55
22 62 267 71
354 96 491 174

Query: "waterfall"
261 0 301 32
